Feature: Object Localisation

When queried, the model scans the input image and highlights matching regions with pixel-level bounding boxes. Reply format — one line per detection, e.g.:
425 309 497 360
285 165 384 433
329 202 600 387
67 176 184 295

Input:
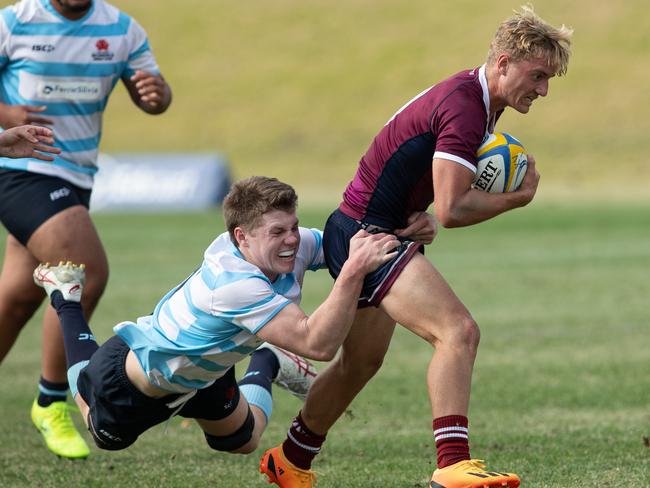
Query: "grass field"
0 0 648 486
0 203 648 487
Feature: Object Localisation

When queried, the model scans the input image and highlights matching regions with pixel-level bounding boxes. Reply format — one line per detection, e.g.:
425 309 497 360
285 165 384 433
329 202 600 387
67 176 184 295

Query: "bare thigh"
380 252 473 345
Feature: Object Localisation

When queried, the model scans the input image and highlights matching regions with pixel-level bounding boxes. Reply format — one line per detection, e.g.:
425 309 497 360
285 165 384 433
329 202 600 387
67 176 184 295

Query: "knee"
0 291 42 325
204 408 256 454
440 314 480 355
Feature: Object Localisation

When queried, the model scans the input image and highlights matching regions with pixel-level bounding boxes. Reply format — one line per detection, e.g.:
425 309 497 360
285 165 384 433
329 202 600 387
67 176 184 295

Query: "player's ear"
233 227 248 248
496 53 510 75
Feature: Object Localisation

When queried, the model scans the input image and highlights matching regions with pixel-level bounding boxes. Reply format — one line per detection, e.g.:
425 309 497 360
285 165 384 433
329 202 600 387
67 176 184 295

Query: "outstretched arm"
0 125 60 161
256 230 400 361
122 70 172 115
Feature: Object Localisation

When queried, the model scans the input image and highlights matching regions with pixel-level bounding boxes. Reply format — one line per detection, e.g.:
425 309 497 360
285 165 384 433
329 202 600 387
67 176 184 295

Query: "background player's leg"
28 205 108 385
27 209 107 459
0 235 44 364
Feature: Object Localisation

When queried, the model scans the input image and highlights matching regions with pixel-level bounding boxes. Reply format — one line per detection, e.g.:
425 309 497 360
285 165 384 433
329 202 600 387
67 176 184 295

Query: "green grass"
0 203 648 487
0 0 649 484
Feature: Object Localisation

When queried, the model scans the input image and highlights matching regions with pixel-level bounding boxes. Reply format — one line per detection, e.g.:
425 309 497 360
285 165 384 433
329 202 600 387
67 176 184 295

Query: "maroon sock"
433 415 470 468
281 412 327 470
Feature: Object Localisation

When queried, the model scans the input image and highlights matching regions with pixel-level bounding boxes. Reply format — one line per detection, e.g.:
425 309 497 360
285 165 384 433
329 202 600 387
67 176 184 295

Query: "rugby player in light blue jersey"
32 176 403 464
0 0 171 459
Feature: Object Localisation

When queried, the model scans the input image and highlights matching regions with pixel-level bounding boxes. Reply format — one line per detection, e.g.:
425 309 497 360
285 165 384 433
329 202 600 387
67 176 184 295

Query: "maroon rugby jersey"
340 65 502 229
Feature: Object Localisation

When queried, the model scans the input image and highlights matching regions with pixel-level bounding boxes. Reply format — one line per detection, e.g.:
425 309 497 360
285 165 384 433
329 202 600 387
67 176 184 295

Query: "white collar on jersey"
477 64 492 129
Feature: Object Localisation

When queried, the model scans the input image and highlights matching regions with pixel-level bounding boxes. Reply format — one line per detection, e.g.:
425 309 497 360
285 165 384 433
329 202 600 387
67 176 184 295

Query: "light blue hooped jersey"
115 228 325 394
0 0 159 189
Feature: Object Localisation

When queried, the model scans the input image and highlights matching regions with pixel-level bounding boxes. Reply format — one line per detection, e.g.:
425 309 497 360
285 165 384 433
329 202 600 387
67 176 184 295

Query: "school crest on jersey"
91 39 114 61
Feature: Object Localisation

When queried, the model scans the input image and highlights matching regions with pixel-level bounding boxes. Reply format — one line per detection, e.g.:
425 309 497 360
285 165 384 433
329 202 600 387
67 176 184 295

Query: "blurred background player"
31 176 400 463
0 0 172 459
261 6 572 488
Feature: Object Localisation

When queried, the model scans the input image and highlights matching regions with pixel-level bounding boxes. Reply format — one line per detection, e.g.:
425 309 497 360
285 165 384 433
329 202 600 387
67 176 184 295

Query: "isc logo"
32 44 55 52
50 187 71 201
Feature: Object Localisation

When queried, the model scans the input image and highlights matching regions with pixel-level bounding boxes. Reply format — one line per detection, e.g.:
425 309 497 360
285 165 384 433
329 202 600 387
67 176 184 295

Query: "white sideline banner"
90 153 231 212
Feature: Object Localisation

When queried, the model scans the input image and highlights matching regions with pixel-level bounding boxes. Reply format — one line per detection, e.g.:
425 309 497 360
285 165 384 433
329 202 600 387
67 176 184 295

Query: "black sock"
238 348 279 390
37 376 68 407
50 290 99 367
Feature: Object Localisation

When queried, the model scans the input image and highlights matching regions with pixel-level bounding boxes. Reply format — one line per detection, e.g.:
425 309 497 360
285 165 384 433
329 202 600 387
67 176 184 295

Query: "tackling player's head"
487 5 573 77
223 176 300 280
223 176 298 246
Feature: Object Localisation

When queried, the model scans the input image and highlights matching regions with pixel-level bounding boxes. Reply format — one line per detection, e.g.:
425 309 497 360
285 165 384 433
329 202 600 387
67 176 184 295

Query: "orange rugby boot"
260 445 317 487
430 459 520 488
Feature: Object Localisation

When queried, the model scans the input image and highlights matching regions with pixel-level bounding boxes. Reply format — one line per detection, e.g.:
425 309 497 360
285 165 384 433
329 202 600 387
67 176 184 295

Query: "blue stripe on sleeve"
128 39 151 62
249 299 292 334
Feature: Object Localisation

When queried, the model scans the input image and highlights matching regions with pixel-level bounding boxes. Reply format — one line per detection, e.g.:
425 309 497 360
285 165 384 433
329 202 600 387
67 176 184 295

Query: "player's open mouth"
278 250 295 258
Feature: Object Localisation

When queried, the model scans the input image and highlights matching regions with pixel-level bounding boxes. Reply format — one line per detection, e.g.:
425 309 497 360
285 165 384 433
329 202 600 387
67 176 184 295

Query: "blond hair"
222 176 297 245
487 5 573 76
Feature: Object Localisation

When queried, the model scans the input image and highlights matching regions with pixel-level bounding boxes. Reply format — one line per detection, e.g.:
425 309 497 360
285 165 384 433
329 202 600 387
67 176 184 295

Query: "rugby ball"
473 132 528 193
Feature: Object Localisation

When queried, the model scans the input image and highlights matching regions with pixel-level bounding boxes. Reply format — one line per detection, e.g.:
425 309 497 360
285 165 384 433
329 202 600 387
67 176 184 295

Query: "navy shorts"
323 209 423 308
77 336 240 450
0 169 91 245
